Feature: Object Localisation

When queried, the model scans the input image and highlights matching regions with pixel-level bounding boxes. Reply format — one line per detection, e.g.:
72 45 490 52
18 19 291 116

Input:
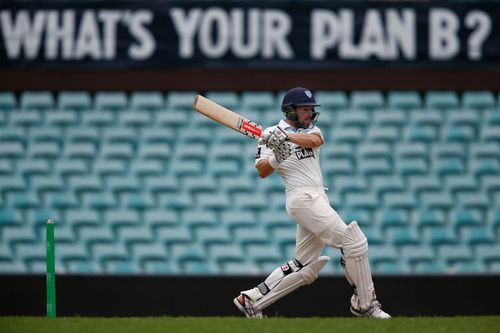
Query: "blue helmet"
281 87 321 128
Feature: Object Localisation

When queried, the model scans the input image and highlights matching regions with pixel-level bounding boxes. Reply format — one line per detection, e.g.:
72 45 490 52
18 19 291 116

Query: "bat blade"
193 95 262 140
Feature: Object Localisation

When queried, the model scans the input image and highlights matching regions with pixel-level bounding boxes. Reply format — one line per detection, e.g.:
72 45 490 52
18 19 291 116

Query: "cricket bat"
193 95 262 140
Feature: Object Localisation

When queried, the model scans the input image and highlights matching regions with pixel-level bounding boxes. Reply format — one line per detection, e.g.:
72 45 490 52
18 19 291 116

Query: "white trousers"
285 187 347 265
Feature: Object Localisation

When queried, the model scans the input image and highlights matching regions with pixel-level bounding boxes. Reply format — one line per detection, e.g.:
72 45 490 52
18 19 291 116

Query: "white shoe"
350 300 391 319
233 294 263 318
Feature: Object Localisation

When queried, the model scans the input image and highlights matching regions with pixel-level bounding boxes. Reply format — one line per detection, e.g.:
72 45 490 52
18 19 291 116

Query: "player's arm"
256 159 275 178
287 133 323 148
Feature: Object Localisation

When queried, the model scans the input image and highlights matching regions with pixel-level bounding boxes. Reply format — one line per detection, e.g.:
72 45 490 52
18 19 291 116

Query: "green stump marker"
46 219 56 318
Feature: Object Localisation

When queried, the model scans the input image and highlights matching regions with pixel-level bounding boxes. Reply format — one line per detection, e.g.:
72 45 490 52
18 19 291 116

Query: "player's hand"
273 141 292 163
263 126 289 150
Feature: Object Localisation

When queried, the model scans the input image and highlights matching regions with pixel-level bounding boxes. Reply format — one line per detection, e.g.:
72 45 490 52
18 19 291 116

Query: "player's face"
296 106 314 128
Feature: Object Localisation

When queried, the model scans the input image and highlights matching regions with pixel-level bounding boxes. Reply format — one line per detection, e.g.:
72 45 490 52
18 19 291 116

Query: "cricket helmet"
281 87 321 128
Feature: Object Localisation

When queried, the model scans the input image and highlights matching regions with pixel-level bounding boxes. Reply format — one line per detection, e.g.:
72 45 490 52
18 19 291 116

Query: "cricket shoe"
350 300 391 319
233 294 263 318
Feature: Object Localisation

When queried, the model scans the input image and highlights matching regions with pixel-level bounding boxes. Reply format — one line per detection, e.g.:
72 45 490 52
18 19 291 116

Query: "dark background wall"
1 274 499 317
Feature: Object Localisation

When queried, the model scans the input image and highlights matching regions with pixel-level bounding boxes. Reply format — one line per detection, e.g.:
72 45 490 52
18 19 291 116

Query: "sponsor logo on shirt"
295 147 314 160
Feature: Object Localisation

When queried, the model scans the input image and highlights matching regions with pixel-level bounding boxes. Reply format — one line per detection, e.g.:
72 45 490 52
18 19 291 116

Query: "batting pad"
253 256 329 311
342 221 375 310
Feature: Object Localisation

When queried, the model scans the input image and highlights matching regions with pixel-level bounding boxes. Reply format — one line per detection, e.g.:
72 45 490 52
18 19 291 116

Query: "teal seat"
143 261 179 274
0 128 25 144
0 160 13 176
195 226 231 246
211 144 244 163
359 158 391 177
101 142 134 160
64 142 96 160
84 193 117 210
196 192 231 210
234 226 269 246
338 208 371 227
69 175 102 194
421 191 454 209
434 158 464 177
413 261 446 274
240 92 274 111
450 260 485 274
406 125 437 143
344 192 379 210
322 144 355 162
457 191 490 210
461 226 495 246
410 111 443 127
367 127 399 143
156 109 190 127
104 128 138 145
376 209 408 230
443 125 474 142
221 210 258 231
484 111 500 126
375 261 408 274
120 111 152 127
66 260 102 274
367 244 398 265
314 91 348 110
0 92 17 111
161 192 193 210
48 192 79 210
387 227 420 246
481 126 500 142
20 91 54 110
166 91 198 111
182 260 219 274
272 226 297 249
92 242 129 265
144 175 179 194
219 176 255 194
445 175 477 197
422 226 456 246
476 244 500 264
130 92 164 111
412 209 446 229
0 175 26 194
425 91 459 110
67 127 100 145
82 111 115 127
28 142 60 159
105 260 141 274
408 175 441 196
130 160 163 178
372 176 404 199
471 158 500 178
141 128 176 144
387 91 422 110
397 158 428 177
359 226 384 245
330 127 364 144
79 225 115 247
183 210 217 229
105 209 140 229
336 111 370 128
118 225 153 247
462 91 495 109
94 92 128 111
438 244 472 264
144 209 177 228
175 143 207 162
46 110 78 127
157 225 191 246
334 176 368 198
18 159 51 178
170 243 205 263
209 243 245 264
205 92 239 110
93 160 126 177
221 261 259 275
0 260 26 273
55 241 89 263
246 243 282 264
0 142 24 159
357 143 391 160
4 225 38 246
58 91 92 111
452 209 482 230
10 111 42 127
373 110 406 128
400 245 435 265
350 91 384 110
395 142 427 160
66 209 100 229
126 193 155 210
234 193 267 210
446 110 480 128
138 143 170 161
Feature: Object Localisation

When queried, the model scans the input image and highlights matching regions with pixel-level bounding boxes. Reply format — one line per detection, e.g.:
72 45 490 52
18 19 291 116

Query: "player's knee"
342 221 368 258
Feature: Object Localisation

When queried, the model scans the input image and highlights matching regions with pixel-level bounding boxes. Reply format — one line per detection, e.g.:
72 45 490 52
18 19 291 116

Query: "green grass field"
1 316 500 333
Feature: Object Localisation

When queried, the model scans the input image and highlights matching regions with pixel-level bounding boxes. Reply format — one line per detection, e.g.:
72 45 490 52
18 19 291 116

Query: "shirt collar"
279 119 296 132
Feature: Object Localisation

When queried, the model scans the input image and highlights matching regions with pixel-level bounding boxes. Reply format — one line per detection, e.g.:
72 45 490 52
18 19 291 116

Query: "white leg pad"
251 256 329 311
342 221 375 310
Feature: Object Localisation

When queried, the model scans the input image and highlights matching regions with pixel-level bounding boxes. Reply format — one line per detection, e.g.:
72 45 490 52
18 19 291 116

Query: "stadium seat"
221 261 260 275
157 225 192 246
462 91 495 109
130 91 164 111
387 226 420 246
183 210 217 229
130 160 164 178
397 158 428 177
350 91 384 110
196 192 231 210
94 92 128 111
336 111 370 128
166 91 198 111
0 92 17 111
387 91 422 110
221 210 258 231
375 209 408 230
20 91 54 111
234 226 270 246
460 226 495 246
413 260 447 274
79 225 115 248
400 245 435 265
314 91 348 110
422 226 456 246
246 243 283 265
195 226 232 246
330 127 364 144
240 91 274 111
205 92 239 110
425 91 459 110
10 111 42 127
46 110 78 127
58 91 92 111
82 111 115 127
143 260 179 274
104 128 138 146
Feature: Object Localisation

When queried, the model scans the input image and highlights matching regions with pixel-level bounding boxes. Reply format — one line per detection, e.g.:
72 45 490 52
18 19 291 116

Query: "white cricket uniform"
256 120 347 265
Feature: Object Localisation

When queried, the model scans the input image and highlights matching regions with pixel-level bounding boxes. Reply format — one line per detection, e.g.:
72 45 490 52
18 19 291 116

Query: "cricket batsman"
233 87 391 319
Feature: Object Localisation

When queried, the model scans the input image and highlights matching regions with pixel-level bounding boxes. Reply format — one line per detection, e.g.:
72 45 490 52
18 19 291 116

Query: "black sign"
0 1 499 68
